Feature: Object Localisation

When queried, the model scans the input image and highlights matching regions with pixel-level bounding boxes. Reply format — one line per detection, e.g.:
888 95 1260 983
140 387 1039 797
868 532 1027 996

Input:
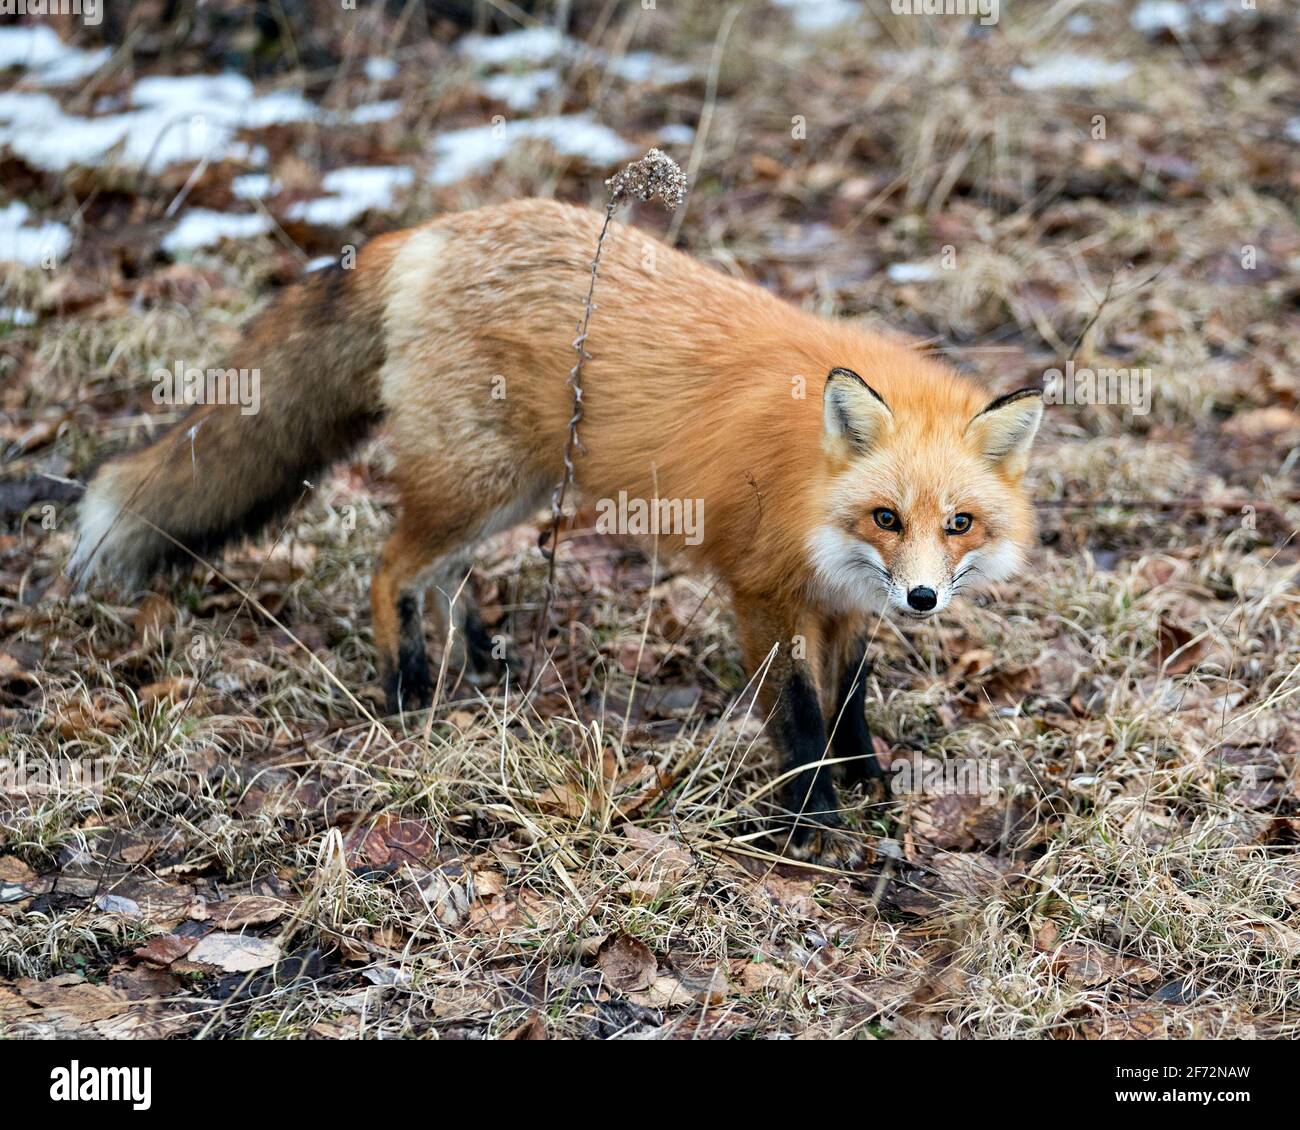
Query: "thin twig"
530 151 687 679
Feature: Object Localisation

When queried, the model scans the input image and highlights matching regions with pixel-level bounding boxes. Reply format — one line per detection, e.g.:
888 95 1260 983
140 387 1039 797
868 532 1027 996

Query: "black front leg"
733 599 861 865
777 666 841 832
830 636 883 789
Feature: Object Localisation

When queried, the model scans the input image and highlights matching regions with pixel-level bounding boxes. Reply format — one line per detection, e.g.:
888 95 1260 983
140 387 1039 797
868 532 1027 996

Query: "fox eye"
947 513 974 535
873 508 901 532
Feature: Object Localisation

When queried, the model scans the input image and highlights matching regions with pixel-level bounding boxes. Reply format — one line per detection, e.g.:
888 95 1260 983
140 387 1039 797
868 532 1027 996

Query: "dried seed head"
605 148 688 211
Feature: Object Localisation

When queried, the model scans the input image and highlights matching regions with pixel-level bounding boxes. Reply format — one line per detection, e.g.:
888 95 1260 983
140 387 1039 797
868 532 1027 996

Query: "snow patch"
0 24 109 86
0 64 323 173
429 115 633 187
1010 56 1134 90
231 173 279 200
1131 1 1190 32
0 24 67 69
459 27 568 67
364 57 398 82
286 166 414 227
1132 0 1235 33
349 100 402 124
886 261 937 284
604 52 694 85
481 69 560 111
771 0 862 33
161 209 273 254
658 123 695 147
0 200 73 267
132 72 255 108
460 27 693 88
0 306 36 326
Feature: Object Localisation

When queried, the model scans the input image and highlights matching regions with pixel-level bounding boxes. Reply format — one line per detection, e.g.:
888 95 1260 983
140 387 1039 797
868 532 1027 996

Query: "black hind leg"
462 600 512 683
372 522 438 716
385 591 433 713
832 636 883 790
433 559 514 686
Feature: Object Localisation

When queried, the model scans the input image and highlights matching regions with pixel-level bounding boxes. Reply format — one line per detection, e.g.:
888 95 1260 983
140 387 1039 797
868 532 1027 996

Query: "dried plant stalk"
532 151 688 673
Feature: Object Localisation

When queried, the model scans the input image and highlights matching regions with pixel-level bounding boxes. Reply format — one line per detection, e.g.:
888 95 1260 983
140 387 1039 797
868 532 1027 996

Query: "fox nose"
907 586 937 612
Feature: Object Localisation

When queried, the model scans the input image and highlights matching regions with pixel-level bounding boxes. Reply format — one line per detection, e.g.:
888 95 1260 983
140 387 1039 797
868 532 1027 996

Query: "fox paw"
448 640 522 689
784 817 865 871
384 670 433 715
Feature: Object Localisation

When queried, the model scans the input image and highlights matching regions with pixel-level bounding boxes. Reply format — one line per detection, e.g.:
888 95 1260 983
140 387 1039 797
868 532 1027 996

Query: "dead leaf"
133 594 177 646
0 856 36 883
207 894 290 930
1154 618 1209 676
908 791 1038 852
8 412 67 456
465 888 548 933
626 973 697 1009
1079 1004 1170 1039
1033 920 1060 951
401 863 471 926
618 826 694 885
503 1012 549 1040
620 879 666 903
952 648 995 680
673 961 730 1005
1051 941 1159 987
38 273 105 313
471 868 506 897
1234 918 1300 956
108 965 184 1001
132 934 197 966
1135 556 1184 592
309 1017 361 1039
138 677 197 709
534 780 588 819
0 984 37 1022
930 852 1015 897
1221 407 1300 439
608 757 672 817
344 814 437 870
761 874 822 920
94 1009 198 1039
185 931 282 972
597 933 657 993
56 697 124 738
0 650 35 686
625 961 729 1009
732 959 787 993
18 975 131 1022
94 893 141 917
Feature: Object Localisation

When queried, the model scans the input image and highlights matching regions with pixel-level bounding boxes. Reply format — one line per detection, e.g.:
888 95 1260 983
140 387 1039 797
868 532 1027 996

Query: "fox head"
809 366 1042 620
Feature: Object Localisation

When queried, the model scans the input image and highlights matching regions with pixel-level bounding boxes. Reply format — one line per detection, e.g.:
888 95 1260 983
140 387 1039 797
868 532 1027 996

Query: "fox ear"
966 388 1043 473
823 368 893 456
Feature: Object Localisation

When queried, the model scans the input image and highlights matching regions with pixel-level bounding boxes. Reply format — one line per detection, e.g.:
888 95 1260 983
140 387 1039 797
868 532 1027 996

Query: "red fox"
71 198 1043 860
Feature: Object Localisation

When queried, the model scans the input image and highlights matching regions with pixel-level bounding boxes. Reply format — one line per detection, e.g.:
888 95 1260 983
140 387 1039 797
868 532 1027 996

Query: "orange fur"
374 200 1041 624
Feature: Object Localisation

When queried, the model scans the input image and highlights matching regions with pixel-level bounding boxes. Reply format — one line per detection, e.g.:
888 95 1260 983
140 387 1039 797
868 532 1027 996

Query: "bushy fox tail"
70 253 394 588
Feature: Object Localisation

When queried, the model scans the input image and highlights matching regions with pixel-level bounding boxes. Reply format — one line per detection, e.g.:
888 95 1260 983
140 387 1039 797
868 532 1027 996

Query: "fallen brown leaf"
344 814 437 870
1051 941 1160 987
206 894 291 930
132 934 197 966
597 933 657 993
138 676 197 710
185 931 282 972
